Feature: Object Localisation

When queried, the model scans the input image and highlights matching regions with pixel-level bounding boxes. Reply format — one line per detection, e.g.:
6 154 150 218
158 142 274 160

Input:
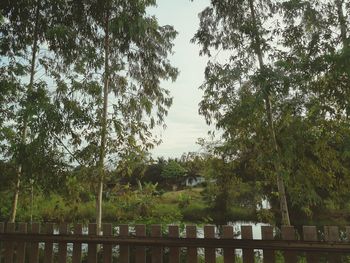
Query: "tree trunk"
9 0 40 223
96 10 110 232
248 0 291 226
335 0 348 48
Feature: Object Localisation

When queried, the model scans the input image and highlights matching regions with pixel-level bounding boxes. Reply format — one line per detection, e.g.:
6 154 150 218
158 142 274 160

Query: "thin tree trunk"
335 0 348 48
248 0 291 226
96 10 110 232
9 0 40 223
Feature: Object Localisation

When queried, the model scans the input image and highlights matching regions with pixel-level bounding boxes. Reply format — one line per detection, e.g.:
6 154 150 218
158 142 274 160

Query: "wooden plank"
261 226 274 263
43 223 54 263
186 225 197 263
29 223 40 263
0 222 4 263
241 226 254 263
119 225 129 263
58 223 68 263
151 225 162 263
88 224 97 263
103 224 112 263
346 226 350 241
135 225 146 263
204 225 216 263
72 224 82 263
168 226 180 263
222 226 235 263
16 223 27 263
281 226 297 263
4 223 15 263
324 226 340 263
303 226 319 263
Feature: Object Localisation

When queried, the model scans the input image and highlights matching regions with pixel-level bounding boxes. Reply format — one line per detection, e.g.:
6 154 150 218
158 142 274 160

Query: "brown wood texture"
58 223 68 263
222 225 235 263
29 223 40 263
119 225 129 263
303 226 319 263
88 224 98 263
261 226 274 263
281 226 297 263
72 224 82 263
103 224 113 263
4 223 15 263
135 225 146 263
168 225 180 263
204 225 215 263
43 223 54 263
16 223 27 263
241 226 254 263
324 226 340 263
186 225 197 263
151 225 163 263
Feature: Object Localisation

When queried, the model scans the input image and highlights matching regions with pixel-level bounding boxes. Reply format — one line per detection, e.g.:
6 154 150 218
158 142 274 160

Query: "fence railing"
1 222 350 263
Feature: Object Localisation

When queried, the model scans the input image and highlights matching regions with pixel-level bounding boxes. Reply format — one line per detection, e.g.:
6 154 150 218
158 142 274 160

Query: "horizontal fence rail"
1 222 350 263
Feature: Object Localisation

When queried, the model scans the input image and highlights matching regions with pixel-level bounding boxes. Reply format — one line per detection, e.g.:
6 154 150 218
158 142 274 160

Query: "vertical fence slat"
186 225 197 263
303 226 319 263
346 226 350 241
29 223 40 263
43 223 54 263
204 225 215 263
151 225 162 263
222 226 235 263
281 226 297 263
103 224 112 263
72 224 82 263
58 223 68 263
324 226 340 263
16 223 27 263
261 226 274 263
4 223 15 263
168 226 180 263
88 224 97 263
119 225 129 263
135 225 146 263
241 226 254 263
0 222 4 263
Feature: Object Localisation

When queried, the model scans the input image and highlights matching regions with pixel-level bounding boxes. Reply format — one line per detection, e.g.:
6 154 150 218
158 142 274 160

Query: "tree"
192 0 291 225
0 0 77 222
61 0 178 230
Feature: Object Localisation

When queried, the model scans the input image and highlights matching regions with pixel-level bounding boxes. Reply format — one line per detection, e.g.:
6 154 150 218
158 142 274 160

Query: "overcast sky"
148 0 211 158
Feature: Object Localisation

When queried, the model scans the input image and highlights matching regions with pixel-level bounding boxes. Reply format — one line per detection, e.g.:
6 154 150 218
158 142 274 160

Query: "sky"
148 0 211 158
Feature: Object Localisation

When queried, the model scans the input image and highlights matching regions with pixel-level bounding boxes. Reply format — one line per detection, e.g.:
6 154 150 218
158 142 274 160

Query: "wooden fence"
1 222 350 263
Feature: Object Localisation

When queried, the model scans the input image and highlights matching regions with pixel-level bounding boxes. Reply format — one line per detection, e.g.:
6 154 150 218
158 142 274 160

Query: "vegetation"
1 0 350 229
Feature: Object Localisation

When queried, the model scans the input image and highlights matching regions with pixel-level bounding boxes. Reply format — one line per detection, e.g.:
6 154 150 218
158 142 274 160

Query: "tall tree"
62 0 178 230
0 0 80 221
192 0 291 225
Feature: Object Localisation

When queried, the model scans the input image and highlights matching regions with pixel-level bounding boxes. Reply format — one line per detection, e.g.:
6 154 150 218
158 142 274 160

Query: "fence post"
168 225 180 263
43 223 54 263
204 225 216 263
324 226 340 263
241 225 254 263
186 225 197 263
222 225 235 263
151 225 162 263
88 224 98 263
261 226 274 263
119 225 129 263
4 223 15 263
0 222 4 263
303 226 319 263
72 224 82 263
16 223 27 263
281 226 297 263
135 225 146 263
102 224 112 263
58 223 68 263
29 223 40 263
